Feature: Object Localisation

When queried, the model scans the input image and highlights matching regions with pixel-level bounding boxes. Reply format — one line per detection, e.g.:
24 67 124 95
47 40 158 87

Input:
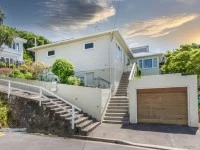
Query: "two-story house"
0 37 27 64
28 30 163 91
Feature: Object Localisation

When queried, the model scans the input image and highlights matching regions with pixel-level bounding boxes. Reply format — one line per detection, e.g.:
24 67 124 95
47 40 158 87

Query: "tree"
161 43 200 78
2 26 51 61
0 26 15 47
0 9 5 25
51 58 75 83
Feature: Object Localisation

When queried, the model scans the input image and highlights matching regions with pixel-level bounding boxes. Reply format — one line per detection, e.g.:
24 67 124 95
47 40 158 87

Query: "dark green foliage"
161 43 200 78
0 26 16 46
51 59 75 84
0 99 9 127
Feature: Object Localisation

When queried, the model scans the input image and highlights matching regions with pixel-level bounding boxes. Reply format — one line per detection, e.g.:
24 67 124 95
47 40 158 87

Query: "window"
13 43 16 49
48 50 55 56
143 59 152 68
115 44 122 61
16 43 19 51
138 58 158 69
153 58 158 68
84 42 94 50
138 60 143 68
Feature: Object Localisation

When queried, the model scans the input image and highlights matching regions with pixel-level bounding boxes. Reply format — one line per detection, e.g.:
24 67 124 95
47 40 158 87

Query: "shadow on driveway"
121 123 199 135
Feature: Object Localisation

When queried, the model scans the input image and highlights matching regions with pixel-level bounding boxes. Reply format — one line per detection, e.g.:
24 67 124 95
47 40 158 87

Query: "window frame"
115 43 123 61
47 50 55 57
84 41 95 50
137 57 159 69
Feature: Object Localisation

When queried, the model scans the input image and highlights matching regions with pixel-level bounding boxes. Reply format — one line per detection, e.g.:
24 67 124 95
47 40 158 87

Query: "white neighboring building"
28 30 133 91
0 37 27 63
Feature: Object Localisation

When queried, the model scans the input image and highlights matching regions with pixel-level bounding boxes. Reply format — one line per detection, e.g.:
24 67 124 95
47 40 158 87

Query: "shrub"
51 59 75 83
9 64 15 69
0 68 11 76
66 76 80 85
0 100 9 127
9 69 25 79
24 71 33 79
0 62 6 68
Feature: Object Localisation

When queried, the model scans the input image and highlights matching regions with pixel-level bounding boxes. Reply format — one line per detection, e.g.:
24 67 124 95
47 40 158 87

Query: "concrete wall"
128 74 198 127
0 77 110 121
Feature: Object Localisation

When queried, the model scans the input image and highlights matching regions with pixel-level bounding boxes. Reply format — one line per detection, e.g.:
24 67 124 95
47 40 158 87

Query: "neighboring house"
28 30 133 91
131 46 164 76
0 37 27 64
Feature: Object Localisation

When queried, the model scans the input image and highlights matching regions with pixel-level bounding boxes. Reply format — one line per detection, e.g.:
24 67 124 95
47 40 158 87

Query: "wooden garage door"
137 87 188 125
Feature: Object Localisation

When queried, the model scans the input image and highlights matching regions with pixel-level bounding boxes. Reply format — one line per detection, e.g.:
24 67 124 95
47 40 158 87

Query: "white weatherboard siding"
129 74 198 127
36 34 111 72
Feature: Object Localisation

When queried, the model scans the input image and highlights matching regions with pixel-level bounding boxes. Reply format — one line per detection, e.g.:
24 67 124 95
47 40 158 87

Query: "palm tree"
0 9 5 25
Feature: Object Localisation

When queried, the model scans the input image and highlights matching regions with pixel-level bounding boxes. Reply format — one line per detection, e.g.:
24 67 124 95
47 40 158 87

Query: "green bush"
24 71 33 79
0 100 9 127
51 58 75 83
0 62 6 68
9 69 25 79
9 64 15 69
66 76 80 86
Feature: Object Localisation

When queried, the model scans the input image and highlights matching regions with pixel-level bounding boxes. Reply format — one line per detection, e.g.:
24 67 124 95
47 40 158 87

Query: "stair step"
42 101 63 105
75 117 89 125
109 103 128 106
51 106 71 111
115 94 127 96
106 109 128 113
65 114 84 120
104 116 129 121
107 106 128 109
105 113 128 117
81 122 100 135
76 120 93 129
102 120 125 124
110 100 128 103
111 96 127 100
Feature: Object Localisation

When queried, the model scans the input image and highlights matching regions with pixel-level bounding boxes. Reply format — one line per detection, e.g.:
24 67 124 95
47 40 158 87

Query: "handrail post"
71 106 75 129
8 81 11 98
39 88 42 106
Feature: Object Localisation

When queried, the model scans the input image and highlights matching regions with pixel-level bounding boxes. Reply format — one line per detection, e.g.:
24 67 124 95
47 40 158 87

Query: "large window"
84 42 94 50
48 50 55 56
137 58 158 69
16 43 19 51
115 44 122 61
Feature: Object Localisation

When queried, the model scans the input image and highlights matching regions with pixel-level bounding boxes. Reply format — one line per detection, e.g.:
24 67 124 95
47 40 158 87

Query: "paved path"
89 123 200 150
0 132 154 150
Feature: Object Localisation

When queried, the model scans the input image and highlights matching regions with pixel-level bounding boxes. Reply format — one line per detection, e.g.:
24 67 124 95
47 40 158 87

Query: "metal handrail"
0 79 81 129
128 63 137 80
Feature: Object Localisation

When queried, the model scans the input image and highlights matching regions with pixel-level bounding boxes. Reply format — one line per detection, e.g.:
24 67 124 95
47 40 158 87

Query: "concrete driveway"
0 131 155 150
89 123 200 150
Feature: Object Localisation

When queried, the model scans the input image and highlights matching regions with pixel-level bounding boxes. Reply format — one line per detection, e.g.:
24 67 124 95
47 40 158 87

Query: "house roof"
27 29 134 59
14 37 27 43
133 52 163 58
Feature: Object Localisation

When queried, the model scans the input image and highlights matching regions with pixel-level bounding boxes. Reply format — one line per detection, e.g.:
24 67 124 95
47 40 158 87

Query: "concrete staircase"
103 72 130 124
42 98 100 135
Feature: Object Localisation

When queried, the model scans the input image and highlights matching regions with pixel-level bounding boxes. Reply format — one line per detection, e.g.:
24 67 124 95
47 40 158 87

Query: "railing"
0 79 81 129
128 63 137 80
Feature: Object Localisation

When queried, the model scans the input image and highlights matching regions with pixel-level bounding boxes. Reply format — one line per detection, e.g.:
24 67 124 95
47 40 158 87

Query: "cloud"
123 13 198 38
38 0 117 31
176 0 198 4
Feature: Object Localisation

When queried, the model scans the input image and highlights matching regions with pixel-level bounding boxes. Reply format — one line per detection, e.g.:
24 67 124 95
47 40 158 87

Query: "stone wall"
0 92 74 136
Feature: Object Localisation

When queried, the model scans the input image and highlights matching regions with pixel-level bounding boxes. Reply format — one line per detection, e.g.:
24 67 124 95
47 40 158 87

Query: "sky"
0 0 200 52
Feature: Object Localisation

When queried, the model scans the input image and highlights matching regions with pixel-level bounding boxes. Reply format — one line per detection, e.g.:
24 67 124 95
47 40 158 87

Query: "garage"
137 87 188 125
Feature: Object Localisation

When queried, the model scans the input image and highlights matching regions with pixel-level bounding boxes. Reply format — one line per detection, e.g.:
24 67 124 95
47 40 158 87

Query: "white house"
0 37 27 64
28 30 134 91
131 46 164 76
